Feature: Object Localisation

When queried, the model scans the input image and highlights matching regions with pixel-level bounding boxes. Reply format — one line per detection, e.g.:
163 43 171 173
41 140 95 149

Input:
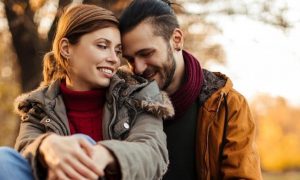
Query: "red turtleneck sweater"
60 83 106 141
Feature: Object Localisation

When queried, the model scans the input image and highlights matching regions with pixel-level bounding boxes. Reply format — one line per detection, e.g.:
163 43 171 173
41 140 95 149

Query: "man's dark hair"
119 0 179 41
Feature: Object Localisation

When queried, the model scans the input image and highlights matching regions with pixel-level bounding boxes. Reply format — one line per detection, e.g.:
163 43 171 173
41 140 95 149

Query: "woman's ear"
170 28 184 51
59 38 71 59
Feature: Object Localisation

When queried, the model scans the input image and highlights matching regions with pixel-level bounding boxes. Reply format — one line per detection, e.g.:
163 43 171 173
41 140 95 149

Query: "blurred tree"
3 0 291 92
0 0 293 147
0 30 20 146
177 0 292 65
251 94 300 171
4 0 48 92
178 0 291 29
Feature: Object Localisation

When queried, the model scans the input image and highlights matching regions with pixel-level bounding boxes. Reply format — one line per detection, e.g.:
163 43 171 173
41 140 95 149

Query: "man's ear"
59 38 71 59
170 28 184 51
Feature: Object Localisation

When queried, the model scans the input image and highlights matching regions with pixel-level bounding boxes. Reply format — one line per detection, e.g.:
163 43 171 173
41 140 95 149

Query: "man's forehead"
123 44 154 57
122 29 156 52
123 23 154 40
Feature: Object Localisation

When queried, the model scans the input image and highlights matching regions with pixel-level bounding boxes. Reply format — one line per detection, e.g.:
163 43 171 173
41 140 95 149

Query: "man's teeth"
99 68 112 74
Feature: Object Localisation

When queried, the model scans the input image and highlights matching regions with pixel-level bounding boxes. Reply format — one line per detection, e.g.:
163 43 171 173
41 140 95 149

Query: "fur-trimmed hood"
14 86 50 117
108 68 174 119
14 68 174 120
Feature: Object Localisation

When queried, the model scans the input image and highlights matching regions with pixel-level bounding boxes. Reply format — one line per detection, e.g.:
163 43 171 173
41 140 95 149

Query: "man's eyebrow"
136 48 154 55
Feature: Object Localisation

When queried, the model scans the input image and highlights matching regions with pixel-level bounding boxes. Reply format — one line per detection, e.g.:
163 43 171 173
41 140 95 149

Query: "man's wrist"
95 144 120 176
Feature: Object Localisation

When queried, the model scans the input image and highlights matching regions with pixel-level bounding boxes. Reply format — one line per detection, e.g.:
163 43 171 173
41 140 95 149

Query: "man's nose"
133 59 147 75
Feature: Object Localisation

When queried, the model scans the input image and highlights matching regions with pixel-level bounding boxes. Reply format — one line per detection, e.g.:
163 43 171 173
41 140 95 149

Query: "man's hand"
40 134 103 180
81 142 117 175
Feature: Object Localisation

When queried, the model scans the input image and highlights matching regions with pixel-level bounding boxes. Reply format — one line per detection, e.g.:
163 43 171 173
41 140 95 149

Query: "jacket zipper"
204 92 225 179
107 94 117 139
205 116 214 179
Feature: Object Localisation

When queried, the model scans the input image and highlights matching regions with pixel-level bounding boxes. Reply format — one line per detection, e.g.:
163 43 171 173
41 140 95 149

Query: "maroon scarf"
169 50 204 120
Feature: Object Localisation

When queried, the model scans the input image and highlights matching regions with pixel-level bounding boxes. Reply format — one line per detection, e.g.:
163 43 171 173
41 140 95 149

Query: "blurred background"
0 0 299 179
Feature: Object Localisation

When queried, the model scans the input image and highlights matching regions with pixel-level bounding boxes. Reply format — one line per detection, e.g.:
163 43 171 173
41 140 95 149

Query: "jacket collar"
17 68 148 108
199 70 233 112
106 69 149 104
107 68 174 119
44 80 61 100
15 68 175 119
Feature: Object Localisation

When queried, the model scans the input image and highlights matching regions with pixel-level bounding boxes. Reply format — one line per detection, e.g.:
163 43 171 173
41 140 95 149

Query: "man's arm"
220 90 262 179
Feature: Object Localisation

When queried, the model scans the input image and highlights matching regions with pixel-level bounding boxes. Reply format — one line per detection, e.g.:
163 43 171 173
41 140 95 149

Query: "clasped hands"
39 134 115 180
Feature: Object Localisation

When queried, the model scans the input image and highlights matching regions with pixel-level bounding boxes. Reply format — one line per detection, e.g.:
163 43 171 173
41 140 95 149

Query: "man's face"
122 22 176 91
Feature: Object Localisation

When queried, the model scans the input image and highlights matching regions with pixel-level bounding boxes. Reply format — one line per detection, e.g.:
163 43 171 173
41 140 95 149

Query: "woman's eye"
97 44 107 49
115 50 122 57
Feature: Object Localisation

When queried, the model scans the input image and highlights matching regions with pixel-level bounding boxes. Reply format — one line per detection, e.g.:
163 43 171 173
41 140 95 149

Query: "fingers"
47 170 56 180
48 154 99 180
48 169 69 180
43 136 102 179
66 154 99 179
43 135 106 179
90 144 117 177
79 138 94 157
74 141 105 177
54 170 68 180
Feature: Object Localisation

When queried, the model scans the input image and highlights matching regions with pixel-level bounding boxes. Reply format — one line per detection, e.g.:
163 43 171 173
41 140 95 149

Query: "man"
119 0 262 179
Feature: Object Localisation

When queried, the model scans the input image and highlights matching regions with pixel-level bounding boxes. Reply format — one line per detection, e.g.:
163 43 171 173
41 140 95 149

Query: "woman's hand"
39 134 103 180
81 142 117 175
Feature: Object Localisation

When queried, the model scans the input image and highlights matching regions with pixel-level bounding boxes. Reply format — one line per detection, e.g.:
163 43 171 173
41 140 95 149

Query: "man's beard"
161 45 176 91
140 45 176 90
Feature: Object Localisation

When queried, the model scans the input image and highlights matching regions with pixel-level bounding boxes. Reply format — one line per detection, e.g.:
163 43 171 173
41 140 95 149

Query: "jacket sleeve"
220 90 262 179
99 80 171 180
100 112 168 180
14 109 51 180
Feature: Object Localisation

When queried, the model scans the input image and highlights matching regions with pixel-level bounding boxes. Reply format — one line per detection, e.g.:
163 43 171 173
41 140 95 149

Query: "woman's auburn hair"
41 4 119 86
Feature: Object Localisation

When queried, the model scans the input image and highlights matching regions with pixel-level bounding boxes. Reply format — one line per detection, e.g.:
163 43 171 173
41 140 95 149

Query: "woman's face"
66 27 121 91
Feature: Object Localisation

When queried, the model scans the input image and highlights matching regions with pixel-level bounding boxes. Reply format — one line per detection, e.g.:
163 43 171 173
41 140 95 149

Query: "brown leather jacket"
196 70 262 180
14 70 174 180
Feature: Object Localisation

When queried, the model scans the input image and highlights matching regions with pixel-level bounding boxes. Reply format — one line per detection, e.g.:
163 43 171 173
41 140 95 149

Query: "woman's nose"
107 50 120 65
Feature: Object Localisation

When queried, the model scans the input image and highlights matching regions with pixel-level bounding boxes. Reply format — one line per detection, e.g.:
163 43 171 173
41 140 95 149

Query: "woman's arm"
100 113 168 180
15 110 106 180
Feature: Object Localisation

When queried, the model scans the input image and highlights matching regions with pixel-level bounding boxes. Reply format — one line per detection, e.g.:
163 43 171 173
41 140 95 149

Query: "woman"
0 4 173 180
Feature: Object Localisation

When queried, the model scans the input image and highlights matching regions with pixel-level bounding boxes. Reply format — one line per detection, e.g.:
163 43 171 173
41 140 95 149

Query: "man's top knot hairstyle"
119 0 179 41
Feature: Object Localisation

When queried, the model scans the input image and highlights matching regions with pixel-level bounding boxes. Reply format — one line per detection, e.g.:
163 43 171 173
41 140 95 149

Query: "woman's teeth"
99 68 112 74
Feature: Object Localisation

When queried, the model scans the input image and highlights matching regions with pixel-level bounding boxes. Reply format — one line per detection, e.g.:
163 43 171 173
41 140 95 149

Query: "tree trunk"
48 0 72 43
4 0 48 92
